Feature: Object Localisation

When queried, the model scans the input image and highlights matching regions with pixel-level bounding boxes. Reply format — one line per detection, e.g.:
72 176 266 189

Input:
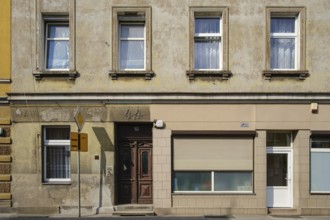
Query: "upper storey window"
45 22 70 70
270 17 296 70
194 17 221 70
187 7 231 80
33 12 77 80
119 22 145 70
263 7 308 80
110 7 154 80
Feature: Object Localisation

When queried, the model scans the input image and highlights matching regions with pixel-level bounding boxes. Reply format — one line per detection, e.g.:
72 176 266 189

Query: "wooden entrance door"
117 124 153 204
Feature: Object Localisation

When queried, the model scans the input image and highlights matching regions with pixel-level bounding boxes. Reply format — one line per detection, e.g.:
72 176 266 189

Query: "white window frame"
119 22 146 71
310 137 330 193
270 15 299 70
194 16 222 71
43 126 71 183
44 22 70 71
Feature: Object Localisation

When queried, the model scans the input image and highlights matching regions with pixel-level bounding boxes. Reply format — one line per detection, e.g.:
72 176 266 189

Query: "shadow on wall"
92 127 114 212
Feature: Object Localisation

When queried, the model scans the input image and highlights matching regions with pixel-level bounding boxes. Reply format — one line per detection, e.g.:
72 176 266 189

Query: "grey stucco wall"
11 0 330 94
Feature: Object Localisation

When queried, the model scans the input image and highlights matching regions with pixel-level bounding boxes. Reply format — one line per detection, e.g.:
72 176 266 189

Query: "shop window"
310 135 330 193
43 126 71 183
173 135 254 193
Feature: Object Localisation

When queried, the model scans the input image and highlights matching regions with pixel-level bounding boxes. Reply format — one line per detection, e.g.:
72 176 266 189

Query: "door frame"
114 122 153 205
266 147 293 208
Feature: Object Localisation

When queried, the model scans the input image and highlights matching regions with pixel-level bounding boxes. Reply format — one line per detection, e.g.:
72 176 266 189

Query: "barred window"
43 126 70 182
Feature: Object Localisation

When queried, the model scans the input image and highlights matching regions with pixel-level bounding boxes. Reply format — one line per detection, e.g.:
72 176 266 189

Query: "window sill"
262 70 309 80
172 192 255 196
186 70 232 80
0 137 11 144
33 70 79 80
109 70 155 80
42 181 71 185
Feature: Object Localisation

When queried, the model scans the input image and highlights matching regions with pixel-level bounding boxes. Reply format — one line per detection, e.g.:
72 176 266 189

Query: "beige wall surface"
11 0 330 93
10 121 115 211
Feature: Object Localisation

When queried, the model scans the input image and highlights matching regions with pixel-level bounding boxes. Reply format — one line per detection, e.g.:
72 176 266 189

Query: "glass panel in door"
267 154 288 187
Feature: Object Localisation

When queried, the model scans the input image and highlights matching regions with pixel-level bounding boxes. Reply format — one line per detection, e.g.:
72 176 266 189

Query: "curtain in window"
47 41 69 69
120 24 144 69
194 41 219 69
194 18 220 69
271 18 295 33
47 24 69 69
46 146 70 179
195 18 220 34
270 39 295 69
120 41 144 69
270 18 295 69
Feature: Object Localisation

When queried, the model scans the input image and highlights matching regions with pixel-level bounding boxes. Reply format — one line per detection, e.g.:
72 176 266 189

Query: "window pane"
174 172 211 191
48 24 69 38
194 40 219 69
47 40 69 69
267 132 291 147
120 24 144 38
46 146 70 179
195 18 220 34
271 18 295 33
270 38 295 69
311 138 330 149
214 172 252 191
142 151 149 175
45 127 70 140
120 40 144 69
267 154 288 186
311 152 330 192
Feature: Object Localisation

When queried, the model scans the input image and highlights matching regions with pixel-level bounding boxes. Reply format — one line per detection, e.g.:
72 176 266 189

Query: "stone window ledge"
33 70 79 80
42 181 71 185
109 70 155 80
263 70 309 80
186 70 232 80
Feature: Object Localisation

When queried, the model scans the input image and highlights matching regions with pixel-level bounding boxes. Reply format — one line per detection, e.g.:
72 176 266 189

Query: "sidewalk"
1 213 330 220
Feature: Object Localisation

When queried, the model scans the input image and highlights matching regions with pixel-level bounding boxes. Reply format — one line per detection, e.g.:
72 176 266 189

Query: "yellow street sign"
70 132 88 152
74 109 85 131
80 133 88 152
70 132 79 151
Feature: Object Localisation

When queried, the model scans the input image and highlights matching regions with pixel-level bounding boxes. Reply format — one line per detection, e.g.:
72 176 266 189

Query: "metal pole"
78 131 81 217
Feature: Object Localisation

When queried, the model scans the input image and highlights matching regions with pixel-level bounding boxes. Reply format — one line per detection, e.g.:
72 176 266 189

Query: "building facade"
0 0 12 210
6 0 330 216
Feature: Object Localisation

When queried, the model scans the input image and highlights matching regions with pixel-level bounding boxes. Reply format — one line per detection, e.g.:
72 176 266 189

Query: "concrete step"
268 208 300 216
114 204 154 216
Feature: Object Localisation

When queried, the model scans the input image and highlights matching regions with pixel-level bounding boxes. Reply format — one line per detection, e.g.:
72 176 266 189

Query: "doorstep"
113 204 155 216
268 208 300 216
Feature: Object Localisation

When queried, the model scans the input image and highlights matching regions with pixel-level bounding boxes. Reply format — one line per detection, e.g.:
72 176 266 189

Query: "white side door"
266 148 293 208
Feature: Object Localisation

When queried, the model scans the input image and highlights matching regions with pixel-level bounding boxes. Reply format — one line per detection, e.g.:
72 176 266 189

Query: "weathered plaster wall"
10 121 114 213
11 0 330 93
